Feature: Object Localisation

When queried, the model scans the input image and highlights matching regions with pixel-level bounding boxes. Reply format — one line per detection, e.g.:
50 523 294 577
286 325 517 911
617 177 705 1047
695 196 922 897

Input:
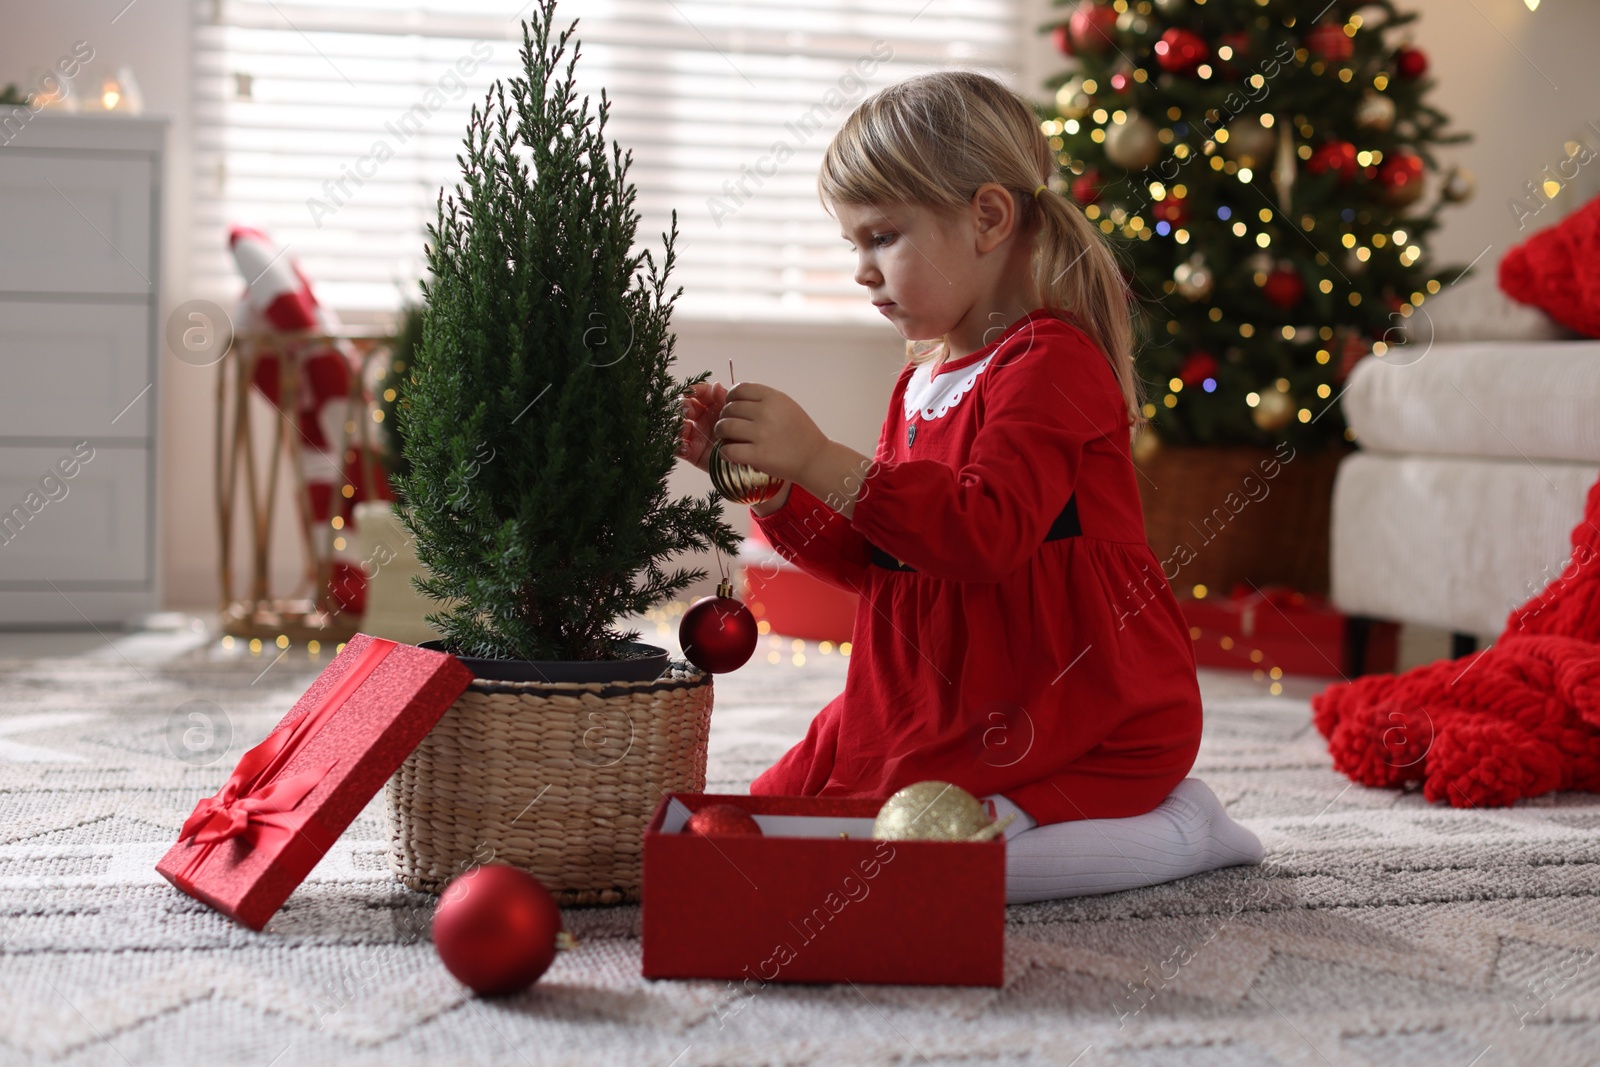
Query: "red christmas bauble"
1153 193 1189 225
1395 45 1428 79
684 803 764 837
1377 151 1426 205
1154 28 1208 74
1069 3 1118 55
1178 351 1218 388
1262 267 1305 310
1050 23 1074 57
1070 168 1104 205
679 578 757 673
1306 21 1354 64
433 866 562 996
1307 141 1359 183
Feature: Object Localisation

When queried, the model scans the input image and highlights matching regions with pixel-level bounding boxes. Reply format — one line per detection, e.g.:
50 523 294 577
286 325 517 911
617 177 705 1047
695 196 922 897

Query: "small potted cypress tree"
394 0 739 681
384 0 740 904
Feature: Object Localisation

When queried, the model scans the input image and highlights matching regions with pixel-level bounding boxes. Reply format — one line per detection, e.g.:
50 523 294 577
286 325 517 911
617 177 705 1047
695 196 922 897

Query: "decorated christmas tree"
1041 0 1473 449
395 0 741 663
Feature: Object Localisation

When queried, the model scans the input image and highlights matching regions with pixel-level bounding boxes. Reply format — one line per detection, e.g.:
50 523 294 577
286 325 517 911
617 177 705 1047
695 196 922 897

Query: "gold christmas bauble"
1055 76 1090 119
1354 90 1396 133
1221 115 1276 168
872 781 1015 842
1105 113 1161 170
1251 388 1295 432
1442 165 1476 203
709 440 785 506
1132 427 1162 465
1174 254 1214 302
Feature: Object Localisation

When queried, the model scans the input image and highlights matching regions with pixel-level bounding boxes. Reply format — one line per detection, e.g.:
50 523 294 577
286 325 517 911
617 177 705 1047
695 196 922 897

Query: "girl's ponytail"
1032 186 1142 428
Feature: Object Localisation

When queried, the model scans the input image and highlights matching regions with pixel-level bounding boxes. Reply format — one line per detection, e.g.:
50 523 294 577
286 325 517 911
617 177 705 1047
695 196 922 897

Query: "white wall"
2 0 1596 613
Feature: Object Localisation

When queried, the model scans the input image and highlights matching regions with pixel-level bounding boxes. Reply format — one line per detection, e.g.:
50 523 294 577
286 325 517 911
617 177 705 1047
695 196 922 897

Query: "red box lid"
642 793 1005 987
155 634 475 929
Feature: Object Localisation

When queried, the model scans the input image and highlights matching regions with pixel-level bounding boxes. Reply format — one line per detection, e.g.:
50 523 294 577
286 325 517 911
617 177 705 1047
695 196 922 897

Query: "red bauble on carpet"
433 865 563 996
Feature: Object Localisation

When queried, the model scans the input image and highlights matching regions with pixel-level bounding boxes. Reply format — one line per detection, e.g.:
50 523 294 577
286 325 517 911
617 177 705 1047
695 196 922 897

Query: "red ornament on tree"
1394 45 1428 79
1307 141 1359 184
684 803 764 837
1178 351 1219 388
1154 28 1208 74
1153 193 1189 225
679 578 757 673
1050 23 1074 57
1262 267 1305 311
1069 3 1118 55
1070 168 1104 205
433 865 563 996
1306 21 1354 64
1377 151 1426 206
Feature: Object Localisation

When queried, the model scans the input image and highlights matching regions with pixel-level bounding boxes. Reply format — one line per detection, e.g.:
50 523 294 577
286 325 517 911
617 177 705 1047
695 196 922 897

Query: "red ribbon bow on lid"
175 638 397 867
178 736 335 845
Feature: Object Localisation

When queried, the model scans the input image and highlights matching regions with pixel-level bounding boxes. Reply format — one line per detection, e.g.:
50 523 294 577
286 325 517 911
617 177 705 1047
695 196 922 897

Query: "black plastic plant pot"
418 640 671 684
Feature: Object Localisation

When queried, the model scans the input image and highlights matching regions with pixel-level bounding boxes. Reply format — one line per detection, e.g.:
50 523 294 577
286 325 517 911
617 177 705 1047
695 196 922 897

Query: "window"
190 0 1022 320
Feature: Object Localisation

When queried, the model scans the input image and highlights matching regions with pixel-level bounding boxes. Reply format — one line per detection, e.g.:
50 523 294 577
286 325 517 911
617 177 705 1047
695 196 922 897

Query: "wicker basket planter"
384 660 713 905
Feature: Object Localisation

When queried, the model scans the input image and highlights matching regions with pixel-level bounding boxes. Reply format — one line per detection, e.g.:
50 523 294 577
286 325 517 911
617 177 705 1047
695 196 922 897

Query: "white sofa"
1330 286 1600 646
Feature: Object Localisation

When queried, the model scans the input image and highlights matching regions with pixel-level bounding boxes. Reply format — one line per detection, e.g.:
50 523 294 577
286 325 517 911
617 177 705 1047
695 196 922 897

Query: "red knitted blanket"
1311 475 1600 807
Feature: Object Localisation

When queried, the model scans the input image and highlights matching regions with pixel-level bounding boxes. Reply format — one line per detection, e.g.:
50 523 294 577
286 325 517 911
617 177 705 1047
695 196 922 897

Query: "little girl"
677 70 1263 902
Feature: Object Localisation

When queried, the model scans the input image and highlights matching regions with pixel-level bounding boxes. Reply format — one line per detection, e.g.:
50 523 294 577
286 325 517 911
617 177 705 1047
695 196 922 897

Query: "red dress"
748 307 1202 824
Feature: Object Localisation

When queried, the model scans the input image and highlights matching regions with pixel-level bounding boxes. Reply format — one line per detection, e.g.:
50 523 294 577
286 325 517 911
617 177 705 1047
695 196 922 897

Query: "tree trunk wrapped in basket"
385 663 711 905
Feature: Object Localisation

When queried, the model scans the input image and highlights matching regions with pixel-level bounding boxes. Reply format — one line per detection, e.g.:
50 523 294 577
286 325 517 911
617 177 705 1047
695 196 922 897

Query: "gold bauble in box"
872 781 1015 842
709 439 785 506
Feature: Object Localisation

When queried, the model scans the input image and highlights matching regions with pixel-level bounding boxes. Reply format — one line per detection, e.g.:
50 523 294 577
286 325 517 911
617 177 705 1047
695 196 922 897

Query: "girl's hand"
677 381 727 473
714 382 831 485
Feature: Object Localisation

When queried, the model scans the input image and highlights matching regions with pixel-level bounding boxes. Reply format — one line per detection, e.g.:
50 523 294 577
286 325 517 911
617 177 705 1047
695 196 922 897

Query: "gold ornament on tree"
1221 114 1276 168
1251 388 1295 432
1354 90 1396 132
1442 165 1476 203
1271 113 1297 212
1105 113 1161 170
708 360 786 506
1174 253 1214 301
872 781 1015 842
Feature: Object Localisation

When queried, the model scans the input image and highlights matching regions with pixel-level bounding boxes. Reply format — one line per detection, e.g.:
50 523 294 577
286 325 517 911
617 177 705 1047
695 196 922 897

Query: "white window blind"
191 0 1022 320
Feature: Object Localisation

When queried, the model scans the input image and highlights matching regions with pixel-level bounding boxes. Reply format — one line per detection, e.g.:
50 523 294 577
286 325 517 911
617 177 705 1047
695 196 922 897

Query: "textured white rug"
1 615 1597 1067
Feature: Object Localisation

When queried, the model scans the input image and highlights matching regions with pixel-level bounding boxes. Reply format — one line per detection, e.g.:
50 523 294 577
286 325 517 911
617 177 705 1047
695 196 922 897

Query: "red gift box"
1180 586 1397 678
156 634 475 929
737 526 857 644
641 793 1004 987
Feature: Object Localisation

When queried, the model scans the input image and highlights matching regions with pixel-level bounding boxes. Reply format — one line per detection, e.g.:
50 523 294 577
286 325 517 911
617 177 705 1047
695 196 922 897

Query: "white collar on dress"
903 352 998 422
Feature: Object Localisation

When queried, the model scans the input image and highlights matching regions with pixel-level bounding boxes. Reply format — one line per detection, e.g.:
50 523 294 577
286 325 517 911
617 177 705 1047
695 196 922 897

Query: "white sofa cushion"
1342 340 1600 463
1330 451 1598 635
1400 280 1577 344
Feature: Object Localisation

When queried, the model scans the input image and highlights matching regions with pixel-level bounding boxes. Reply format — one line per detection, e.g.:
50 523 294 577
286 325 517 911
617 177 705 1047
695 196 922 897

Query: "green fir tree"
1040 0 1473 448
395 0 740 663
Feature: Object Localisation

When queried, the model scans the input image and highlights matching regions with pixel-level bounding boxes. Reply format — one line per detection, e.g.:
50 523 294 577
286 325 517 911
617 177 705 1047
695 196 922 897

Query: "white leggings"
985 779 1265 904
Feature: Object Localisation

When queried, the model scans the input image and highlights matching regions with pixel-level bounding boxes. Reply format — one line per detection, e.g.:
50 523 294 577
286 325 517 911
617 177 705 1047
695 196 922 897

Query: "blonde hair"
819 69 1142 426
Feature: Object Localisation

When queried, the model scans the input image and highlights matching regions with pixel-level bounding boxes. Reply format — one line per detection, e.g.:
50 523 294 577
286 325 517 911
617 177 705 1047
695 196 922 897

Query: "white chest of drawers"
0 112 166 626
